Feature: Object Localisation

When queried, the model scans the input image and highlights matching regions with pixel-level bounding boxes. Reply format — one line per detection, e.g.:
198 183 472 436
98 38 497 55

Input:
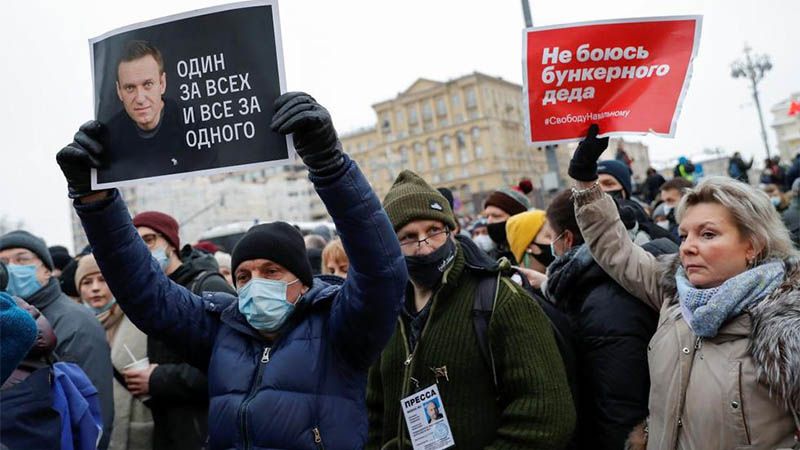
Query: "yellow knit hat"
505 210 547 263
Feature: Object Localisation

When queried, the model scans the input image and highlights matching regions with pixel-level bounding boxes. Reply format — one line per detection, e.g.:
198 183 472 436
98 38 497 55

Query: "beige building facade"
342 72 559 214
342 72 651 214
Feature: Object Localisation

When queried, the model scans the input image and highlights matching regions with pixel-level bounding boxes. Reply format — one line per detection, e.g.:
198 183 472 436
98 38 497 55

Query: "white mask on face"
657 220 670 230
473 234 495 253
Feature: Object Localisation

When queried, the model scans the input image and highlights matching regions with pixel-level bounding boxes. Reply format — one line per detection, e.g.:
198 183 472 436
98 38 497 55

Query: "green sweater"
366 244 575 449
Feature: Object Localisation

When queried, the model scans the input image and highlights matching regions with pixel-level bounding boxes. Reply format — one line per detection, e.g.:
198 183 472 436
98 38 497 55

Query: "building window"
456 131 466 149
466 88 477 108
423 103 433 121
414 143 425 172
399 146 409 165
381 113 391 133
427 139 437 152
475 145 484 158
442 135 451 149
436 97 447 116
452 93 461 108
445 149 455 165
408 106 418 124
396 110 405 127
471 127 480 140
460 147 471 163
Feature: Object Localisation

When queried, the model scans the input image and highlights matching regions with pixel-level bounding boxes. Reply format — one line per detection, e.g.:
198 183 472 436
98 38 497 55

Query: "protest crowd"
2 14 800 450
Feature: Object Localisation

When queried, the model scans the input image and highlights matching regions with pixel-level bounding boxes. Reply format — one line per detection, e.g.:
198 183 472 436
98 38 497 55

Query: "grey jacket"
26 277 114 449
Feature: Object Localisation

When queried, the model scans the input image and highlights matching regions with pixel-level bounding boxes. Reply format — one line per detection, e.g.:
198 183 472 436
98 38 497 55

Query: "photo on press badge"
423 399 444 424
89 0 292 189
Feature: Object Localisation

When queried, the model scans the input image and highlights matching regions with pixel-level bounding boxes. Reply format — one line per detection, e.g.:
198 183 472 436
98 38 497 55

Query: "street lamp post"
731 44 773 160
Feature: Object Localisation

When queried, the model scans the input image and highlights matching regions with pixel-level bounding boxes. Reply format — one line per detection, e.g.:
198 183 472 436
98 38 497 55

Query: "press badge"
400 384 455 450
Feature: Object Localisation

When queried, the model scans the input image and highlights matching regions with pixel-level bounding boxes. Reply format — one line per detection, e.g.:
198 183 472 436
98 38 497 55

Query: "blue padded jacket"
75 157 407 449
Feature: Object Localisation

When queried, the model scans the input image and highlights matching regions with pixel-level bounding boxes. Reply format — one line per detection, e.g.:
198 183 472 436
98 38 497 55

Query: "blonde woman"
567 125 800 450
76 255 153 450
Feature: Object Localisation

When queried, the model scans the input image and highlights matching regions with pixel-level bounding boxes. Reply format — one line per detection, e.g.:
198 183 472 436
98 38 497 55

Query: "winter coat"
366 238 576 450
52 362 104 450
728 156 753 184
544 239 677 450
0 366 61 449
576 193 800 450
144 246 233 450
75 156 407 450
782 198 800 246
109 316 153 450
643 173 666 204
25 277 114 449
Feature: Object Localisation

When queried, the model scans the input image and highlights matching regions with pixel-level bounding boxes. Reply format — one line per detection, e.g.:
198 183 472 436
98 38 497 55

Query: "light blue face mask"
237 278 300 332
85 297 117 315
150 247 170 272
6 264 43 298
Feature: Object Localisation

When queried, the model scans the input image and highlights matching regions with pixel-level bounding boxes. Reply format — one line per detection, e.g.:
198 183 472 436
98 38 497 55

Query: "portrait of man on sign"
105 40 186 181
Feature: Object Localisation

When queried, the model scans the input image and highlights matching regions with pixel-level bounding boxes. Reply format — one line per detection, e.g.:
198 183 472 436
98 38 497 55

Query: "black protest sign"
89 0 291 188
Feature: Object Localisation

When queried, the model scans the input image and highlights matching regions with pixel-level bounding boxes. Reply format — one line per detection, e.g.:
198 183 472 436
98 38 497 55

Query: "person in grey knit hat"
0 229 114 449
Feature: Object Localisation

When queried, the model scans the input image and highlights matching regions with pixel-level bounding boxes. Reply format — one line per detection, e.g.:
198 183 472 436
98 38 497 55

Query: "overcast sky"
1 0 797 252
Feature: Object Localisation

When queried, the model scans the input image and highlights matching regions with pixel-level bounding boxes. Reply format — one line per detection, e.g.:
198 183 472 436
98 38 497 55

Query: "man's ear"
563 230 575 250
116 81 124 102
159 72 167 95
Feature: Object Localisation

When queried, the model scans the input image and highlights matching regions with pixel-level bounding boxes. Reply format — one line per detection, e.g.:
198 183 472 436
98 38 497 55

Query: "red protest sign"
523 16 702 145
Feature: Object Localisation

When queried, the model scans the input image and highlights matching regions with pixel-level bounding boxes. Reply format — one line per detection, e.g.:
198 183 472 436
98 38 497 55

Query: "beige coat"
109 316 154 450
576 193 800 450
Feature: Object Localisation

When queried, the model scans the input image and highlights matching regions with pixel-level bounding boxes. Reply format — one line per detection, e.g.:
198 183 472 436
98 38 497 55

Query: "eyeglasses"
399 228 450 250
0 250 40 266
140 233 163 248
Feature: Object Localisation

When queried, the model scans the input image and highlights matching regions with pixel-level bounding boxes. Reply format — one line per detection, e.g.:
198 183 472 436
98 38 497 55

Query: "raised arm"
270 93 407 371
568 125 665 310
57 122 221 368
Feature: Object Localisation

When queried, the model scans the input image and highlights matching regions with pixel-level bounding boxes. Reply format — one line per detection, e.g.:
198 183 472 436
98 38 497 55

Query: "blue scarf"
675 260 785 337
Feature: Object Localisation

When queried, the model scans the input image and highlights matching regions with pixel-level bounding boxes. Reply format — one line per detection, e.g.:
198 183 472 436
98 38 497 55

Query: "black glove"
270 92 344 177
568 124 609 182
56 121 106 199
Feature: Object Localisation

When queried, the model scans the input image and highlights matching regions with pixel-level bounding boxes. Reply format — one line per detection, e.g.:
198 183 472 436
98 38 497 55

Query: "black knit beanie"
231 222 314 288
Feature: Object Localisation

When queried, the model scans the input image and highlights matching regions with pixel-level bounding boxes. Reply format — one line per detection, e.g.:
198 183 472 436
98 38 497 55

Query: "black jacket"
101 98 188 184
643 173 666 203
544 238 677 450
147 246 234 450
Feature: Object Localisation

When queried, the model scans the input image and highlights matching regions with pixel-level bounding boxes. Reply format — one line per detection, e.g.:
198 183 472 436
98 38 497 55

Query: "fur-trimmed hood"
656 253 800 413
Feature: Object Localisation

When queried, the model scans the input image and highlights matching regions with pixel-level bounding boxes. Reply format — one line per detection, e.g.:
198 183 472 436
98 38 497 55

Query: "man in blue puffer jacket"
56 92 408 449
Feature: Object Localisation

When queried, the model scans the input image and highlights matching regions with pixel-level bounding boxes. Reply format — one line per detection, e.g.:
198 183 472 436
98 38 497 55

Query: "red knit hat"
133 211 180 250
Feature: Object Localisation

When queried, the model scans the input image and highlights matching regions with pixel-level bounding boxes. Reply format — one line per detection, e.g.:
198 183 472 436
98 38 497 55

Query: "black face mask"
404 238 456 290
528 243 555 268
486 221 508 246
607 189 625 202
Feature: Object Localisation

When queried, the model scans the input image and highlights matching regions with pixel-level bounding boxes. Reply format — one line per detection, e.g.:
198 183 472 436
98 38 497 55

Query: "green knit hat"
383 170 457 231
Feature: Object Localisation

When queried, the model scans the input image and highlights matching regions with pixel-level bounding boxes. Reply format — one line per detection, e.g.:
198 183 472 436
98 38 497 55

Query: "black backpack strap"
472 271 500 390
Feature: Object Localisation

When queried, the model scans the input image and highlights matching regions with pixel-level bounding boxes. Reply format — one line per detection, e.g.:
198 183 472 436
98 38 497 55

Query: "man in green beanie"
367 170 575 450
